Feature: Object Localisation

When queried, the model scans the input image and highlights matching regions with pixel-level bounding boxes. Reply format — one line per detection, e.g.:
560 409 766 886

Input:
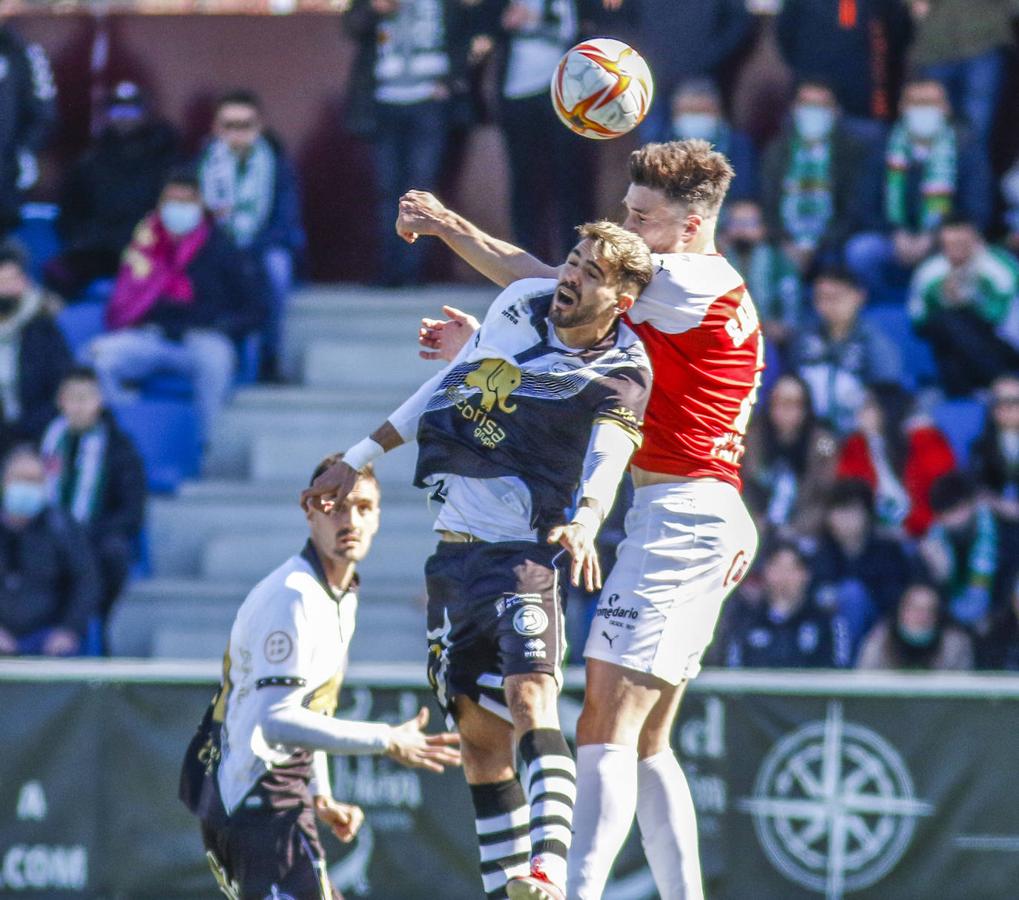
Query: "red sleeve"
904 427 957 537
835 433 877 487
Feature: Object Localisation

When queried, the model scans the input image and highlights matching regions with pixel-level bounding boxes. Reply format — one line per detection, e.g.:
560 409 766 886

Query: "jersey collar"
300 540 359 604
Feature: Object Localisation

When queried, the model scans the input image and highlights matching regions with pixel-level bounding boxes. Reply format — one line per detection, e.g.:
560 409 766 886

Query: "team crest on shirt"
263 631 294 664
464 359 521 413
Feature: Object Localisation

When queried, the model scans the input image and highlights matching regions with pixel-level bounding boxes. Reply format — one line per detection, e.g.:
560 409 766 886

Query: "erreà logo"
465 359 521 413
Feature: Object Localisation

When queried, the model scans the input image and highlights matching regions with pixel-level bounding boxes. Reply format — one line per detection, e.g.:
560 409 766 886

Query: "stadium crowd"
2 0 1019 674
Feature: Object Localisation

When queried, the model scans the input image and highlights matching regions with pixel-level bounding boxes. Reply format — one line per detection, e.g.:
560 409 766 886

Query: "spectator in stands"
921 472 1014 634
41 367 145 618
1000 156 1019 256
978 574 1019 670
774 0 914 141
200 90 305 381
812 478 915 655
659 78 758 202
743 374 839 537
88 168 266 443
343 0 479 286
719 199 802 358
761 81 869 276
791 268 902 436
0 15 56 239
908 0 1016 155
856 579 974 670
0 241 72 445
46 81 178 301
722 540 852 669
907 216 1019 397
637 0 754 140
837 383 956 536
0 445 99 657
972 376 1019 522
844 78 994 302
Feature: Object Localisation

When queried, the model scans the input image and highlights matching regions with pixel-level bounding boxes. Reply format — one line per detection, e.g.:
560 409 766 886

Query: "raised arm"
396 190 558 287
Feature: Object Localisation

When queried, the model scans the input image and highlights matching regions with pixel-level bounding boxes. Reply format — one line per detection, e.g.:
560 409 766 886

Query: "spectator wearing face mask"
0 445 100 657
791 268 902 436
971 376 1019 522
811 478 915 655
41 367 146 619
836 383 956 537
45 81 178 300
856 580 974 670
908 216 1019 397
199 90 305 381
920 472 1017 634
721 540 852 669
0 242 72 445
719 199 802 356
761 80 870 277
661 78 758 202
844 78 994 302
743 374 839 537
88 168 266 442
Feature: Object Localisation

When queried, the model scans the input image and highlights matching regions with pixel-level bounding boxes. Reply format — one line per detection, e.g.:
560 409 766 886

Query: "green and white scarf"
41 417 107 524
779 136 833 250
885 123 957 232
200 136 276 249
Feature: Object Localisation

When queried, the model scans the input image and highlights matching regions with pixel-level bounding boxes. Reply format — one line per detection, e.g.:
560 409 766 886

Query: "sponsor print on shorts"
495 592 542 617
594 593 640 631
524 638 547 660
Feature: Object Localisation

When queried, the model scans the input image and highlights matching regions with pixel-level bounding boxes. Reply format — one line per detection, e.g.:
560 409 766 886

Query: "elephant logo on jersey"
465 359 521 413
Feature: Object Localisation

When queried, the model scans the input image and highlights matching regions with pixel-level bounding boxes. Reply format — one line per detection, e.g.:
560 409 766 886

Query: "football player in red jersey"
397 140 762 900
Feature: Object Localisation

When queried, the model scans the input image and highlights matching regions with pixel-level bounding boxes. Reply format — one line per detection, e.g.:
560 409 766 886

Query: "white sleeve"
575 422 639 530
308 751 332 799
262 697 392 756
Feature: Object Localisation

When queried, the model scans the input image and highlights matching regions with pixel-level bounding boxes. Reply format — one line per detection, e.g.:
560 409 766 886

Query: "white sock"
636 750 704 900
566 743 638 900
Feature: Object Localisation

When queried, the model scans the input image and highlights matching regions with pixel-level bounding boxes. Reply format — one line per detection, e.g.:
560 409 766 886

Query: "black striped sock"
470 777 531 899
518 728 576 890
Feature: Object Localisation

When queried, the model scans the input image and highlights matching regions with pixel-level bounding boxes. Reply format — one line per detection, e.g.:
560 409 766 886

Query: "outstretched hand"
418 305 479 361
547 521 602 592
300 458 359 513
385 707 461 773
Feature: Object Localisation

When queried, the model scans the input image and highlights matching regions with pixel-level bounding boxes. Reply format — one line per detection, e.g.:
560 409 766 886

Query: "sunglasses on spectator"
219 118 258 131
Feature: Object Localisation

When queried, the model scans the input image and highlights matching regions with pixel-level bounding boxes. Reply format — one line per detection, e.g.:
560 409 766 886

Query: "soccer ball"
550 38 654 140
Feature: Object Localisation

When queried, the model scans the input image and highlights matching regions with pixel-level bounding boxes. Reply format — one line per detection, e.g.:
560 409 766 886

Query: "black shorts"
425 540 566 725
201 801 340 900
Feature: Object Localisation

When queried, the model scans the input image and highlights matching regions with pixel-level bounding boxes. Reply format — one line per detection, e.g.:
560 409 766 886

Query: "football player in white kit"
397 139 762 899
180 456 461 900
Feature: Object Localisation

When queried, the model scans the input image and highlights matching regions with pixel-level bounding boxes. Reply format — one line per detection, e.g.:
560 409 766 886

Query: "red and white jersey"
625 252 764 491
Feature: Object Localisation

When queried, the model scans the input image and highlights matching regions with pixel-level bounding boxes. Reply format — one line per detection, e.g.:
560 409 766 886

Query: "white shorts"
583 480 758 684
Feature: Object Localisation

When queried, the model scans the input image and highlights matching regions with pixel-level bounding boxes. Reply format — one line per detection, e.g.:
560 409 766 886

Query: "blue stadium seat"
111 399 201 494
13 202 62 279
56 300 106 359
863 306 937 390
140 373 194 400
931 398 987 467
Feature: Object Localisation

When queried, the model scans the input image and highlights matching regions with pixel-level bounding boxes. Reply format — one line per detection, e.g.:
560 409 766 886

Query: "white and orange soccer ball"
550 38 654 140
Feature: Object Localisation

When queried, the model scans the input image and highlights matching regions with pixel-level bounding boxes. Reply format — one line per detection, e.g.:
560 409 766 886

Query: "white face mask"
904 104 946 140
159 201 203 237
672 112 719 141
793 104 835 142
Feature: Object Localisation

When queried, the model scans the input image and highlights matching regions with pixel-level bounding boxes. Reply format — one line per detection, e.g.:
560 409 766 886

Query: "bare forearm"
436 209 557 287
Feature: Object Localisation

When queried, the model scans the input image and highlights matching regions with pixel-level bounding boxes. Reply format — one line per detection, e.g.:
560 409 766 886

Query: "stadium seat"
863 306 937 390
111 398 201 493
13 202 61 279
139 373 194 400
56 300 106 359
931 398 987 467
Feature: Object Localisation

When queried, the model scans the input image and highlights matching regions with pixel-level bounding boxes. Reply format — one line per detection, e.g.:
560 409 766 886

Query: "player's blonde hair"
629 140 734 217
577 220 654 295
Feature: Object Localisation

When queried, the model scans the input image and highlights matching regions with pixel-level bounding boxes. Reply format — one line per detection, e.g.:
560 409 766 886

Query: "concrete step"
302 339 441 390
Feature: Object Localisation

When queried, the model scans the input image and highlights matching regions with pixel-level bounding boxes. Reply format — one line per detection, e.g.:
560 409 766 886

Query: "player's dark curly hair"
310 453 379 491
629 140 734 217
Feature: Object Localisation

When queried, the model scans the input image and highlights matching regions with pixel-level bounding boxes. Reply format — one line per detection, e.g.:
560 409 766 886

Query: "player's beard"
550 284 598 328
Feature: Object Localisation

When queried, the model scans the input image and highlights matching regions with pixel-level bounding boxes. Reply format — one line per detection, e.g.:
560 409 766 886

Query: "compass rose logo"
739 702 934 899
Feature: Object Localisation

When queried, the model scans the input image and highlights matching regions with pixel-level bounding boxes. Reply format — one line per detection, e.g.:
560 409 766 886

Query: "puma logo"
464 358 521 413
602 631 616 648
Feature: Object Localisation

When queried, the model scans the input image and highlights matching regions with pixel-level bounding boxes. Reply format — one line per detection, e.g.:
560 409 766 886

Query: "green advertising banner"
1 663 1018 899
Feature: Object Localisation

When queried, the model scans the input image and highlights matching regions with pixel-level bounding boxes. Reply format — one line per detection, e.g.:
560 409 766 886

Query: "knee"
505 674 558 731
637 720 672 760
576 692 620 746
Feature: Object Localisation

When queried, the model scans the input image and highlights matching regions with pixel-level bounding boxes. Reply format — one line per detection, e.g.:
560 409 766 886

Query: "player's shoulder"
613 320 652 372
649 252 744 298
236 554 326 633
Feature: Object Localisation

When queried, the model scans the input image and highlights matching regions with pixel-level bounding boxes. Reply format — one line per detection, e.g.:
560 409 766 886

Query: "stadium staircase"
108 285 495 663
